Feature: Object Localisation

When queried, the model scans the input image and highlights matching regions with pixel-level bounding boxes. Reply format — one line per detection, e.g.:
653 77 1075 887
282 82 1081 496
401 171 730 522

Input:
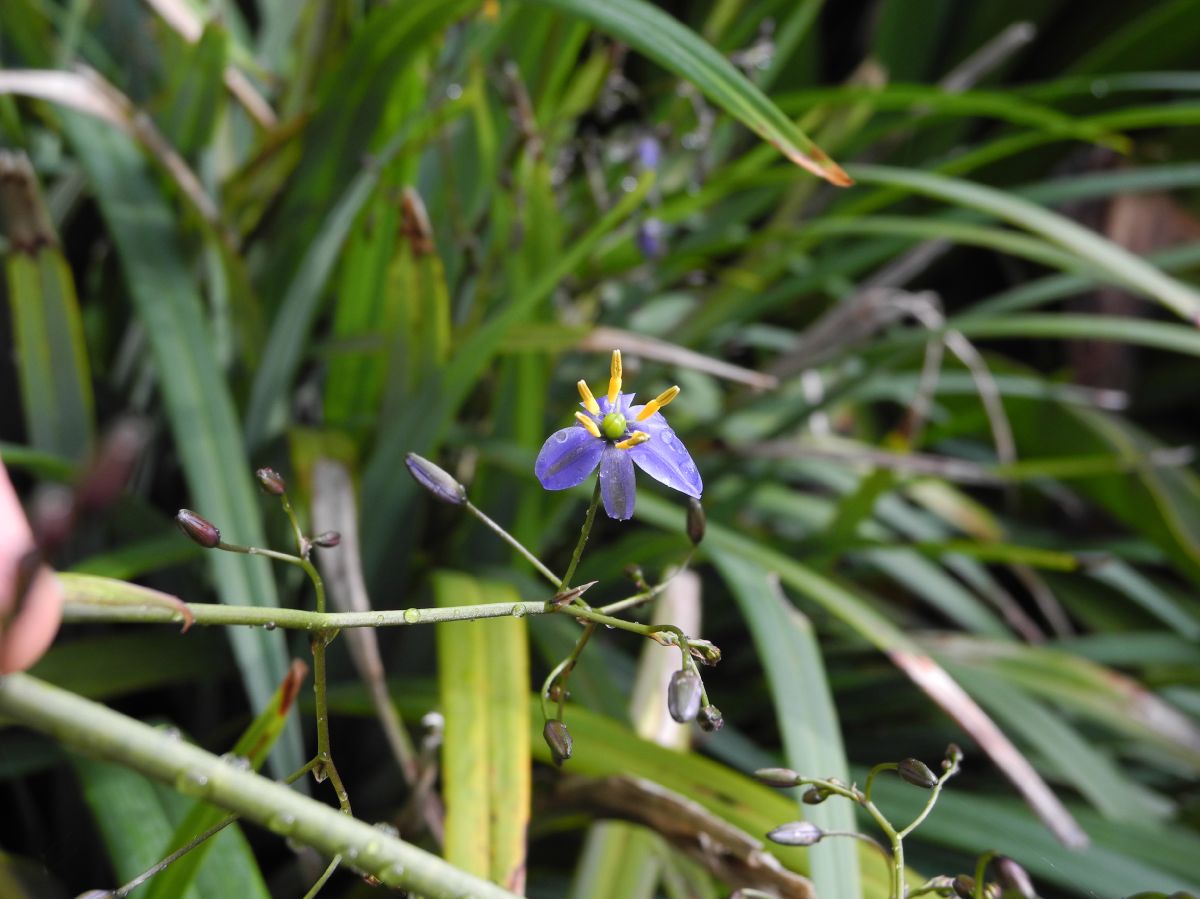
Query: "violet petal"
535 426 604 490
626 409 702 498
599 444 636 520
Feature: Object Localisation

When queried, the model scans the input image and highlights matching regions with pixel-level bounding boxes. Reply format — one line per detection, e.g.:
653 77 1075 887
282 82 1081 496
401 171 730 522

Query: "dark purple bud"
697 704 723 732
637 135 661 171
686 497 705 545
667 669 702 723
313 531 341 548
405 453 466 505
767 821 823 847
898 758 938 789
802 787 828 805
255 467 286 495
636 218 666 260
543 719 573 766
755 767 801 788
176 509 221 548
994 856 1035 898
952 875 976 899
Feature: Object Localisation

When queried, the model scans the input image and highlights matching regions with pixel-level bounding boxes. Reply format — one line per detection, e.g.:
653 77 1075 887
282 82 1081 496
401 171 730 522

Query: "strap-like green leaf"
519 0 851 185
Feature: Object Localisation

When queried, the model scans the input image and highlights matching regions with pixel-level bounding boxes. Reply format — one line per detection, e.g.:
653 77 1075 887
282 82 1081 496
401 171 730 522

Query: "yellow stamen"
607 349 622 405
614 430 649 450
577 380 600 415
574 411 601 438
636 385 680 421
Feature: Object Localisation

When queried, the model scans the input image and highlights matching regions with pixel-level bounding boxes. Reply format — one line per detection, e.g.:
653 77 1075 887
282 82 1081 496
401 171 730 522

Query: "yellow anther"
607 349 623 405
577 380 600 415
614 430 649 450
636 385 680 421
574 411 601 438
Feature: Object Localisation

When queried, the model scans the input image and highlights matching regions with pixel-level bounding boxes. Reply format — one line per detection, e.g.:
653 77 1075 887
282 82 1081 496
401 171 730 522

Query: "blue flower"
535 350 703 520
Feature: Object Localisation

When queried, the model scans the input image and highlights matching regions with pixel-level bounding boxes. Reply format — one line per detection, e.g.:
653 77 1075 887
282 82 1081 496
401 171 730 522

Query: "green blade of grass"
519 0 851 185
57 110 301 777
1 153 94 461
143 661 309 899
434 572 530 891
73 755 270 899
711 551 862 899
845 164 1200 322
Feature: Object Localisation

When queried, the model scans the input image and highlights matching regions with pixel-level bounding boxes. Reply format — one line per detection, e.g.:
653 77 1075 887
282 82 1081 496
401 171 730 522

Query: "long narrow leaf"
57 112 301 776
519 0 850 185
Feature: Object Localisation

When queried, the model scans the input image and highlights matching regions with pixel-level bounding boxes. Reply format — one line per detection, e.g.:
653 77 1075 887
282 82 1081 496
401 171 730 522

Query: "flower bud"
686 497 705 545
994 856 1035 898
802 787 828 805
687 638 722 666
255 467 286 495
767 821 823 847
543 719 573 766
697 704 723 732
898 757 938 789
176 509 220 548
952 875 976 899
667 669 703 723
945 743 963 767
75 892 116 899
312 531 341 548
404 453 466 505
755 767 800 788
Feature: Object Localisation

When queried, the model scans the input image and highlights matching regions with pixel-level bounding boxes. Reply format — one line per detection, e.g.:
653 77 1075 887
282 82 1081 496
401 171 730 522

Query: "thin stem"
559 480 602 592
464 500 560 586
218 543 328 614
113 814 238 896
279 493 309 558
222 536 342 810
598 551 695 617
541 622 597 721
311 631 351 814
897 757 961 840
110 759 319 897
797 777 903 899
302 855 343 899
973 851 997 899
864 762 898 803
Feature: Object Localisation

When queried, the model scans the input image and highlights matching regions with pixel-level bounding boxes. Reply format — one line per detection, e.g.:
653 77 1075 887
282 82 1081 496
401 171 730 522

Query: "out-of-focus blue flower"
637 135 662 172
535 351 702 520
636 217 666 259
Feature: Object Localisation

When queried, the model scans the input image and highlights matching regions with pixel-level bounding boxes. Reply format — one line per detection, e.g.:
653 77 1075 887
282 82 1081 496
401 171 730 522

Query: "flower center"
601 412 627 440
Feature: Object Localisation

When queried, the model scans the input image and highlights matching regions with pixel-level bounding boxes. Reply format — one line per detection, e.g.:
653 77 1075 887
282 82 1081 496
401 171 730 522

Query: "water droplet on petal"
661 431 674 445
555 431 569 443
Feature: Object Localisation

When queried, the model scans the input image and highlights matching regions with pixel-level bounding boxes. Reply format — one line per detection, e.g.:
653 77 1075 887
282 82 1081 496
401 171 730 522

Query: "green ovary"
601 412 627 440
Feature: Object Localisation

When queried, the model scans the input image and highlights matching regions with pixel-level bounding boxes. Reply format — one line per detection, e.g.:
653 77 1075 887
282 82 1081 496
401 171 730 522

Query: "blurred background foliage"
2 0 1200 896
